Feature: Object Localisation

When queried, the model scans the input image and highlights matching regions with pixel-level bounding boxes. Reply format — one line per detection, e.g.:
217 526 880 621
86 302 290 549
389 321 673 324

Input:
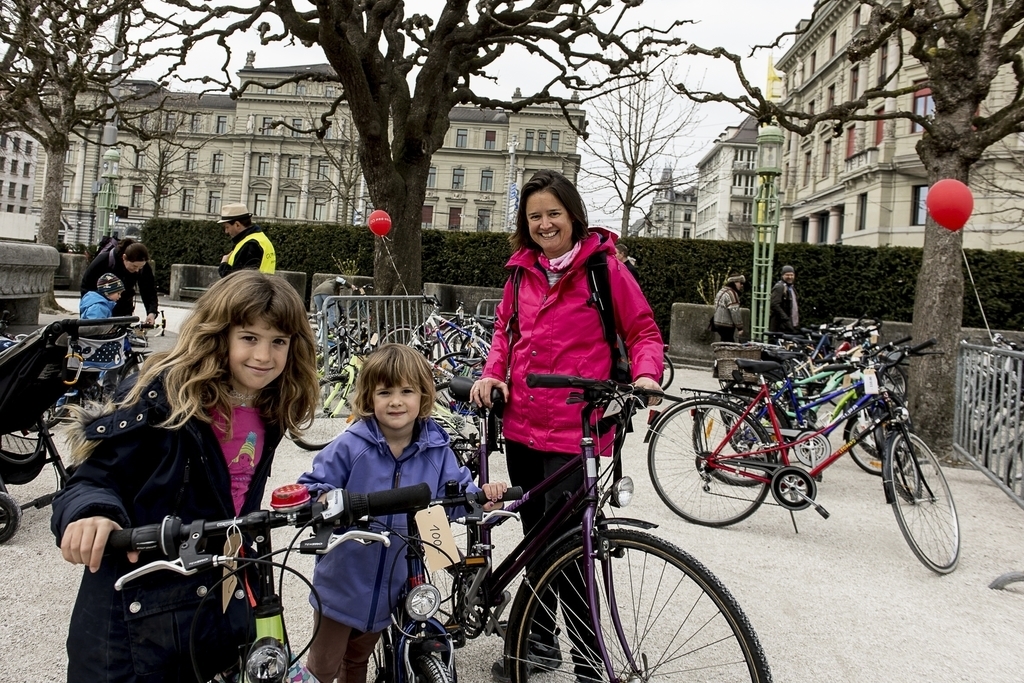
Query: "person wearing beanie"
712 273 745 343
769 265 799 334
80 273 124 320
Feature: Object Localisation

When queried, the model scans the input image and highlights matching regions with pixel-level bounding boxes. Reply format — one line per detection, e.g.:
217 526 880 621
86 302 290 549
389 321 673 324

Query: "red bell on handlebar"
270 483 311 511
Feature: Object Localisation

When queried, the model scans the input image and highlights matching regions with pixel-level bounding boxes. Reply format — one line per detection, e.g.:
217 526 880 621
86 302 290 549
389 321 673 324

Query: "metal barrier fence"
317 294 431 374
475 299 502 319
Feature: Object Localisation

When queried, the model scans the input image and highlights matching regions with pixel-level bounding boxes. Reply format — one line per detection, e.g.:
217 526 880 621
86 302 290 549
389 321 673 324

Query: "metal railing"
317 295 431 374
475 299 502 319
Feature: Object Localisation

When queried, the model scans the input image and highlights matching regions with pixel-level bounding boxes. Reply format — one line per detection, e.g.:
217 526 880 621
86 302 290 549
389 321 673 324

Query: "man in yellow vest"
217 203 276 277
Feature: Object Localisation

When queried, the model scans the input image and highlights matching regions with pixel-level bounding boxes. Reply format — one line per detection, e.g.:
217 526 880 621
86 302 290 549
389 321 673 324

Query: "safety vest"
228 230 276 274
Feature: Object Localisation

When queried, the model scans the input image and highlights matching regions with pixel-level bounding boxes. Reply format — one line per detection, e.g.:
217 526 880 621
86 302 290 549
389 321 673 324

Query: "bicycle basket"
711 342 764 383
74 333 128 371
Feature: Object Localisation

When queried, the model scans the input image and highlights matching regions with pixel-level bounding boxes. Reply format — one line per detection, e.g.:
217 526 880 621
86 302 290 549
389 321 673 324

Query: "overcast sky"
155 0 814 224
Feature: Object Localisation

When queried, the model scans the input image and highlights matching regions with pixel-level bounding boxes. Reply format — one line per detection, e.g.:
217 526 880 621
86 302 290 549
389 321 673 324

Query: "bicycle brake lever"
481 510 520 526
115 559 196 591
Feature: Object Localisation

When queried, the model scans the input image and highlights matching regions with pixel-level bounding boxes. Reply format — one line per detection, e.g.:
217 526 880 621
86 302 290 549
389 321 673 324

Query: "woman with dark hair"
469 169 663 682
80 238 159 324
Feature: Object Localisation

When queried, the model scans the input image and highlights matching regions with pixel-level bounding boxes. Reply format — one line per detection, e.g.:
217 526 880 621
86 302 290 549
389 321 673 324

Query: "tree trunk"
372 185 423 295
907 162 967 459
38 137 71 314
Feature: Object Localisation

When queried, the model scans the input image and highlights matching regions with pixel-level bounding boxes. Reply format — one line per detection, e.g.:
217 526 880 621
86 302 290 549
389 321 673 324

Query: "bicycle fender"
542 517 659 558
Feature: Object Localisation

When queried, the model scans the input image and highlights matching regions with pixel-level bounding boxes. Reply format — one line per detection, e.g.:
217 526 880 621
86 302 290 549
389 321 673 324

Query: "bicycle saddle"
734 358 787 381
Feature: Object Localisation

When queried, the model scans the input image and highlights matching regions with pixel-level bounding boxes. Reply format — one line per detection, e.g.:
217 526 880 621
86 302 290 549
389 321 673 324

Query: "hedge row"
138 218 1024 332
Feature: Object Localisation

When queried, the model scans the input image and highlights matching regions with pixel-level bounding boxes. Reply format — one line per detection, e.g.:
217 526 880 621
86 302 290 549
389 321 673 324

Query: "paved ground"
3 305 1024 681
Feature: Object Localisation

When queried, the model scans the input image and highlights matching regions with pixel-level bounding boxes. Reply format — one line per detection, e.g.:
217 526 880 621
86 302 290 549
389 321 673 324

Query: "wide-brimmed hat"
217 203 252 224
97 272 124 295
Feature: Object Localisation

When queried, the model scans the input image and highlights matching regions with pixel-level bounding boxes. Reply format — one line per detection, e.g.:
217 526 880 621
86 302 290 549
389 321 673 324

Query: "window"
0 158 5 172
538 131 547 153
817 218 828 244
291 118 303 137
741 203 753 223
807 100 815 116
207 190 221 214
216 116 228 134
821 141 831 177
24 141 32 155
325 86 335 98
853 7 861 26
484 130 496 150
253 193 267 216
452 168 464 190
550 131 560 152
317 159 330 180
827 84 835 110
480 169 493 192
0 134 6 149
283 195 297 218
448 207 462 230
849 66 860 99
7 182 14 198
684 209 693 222
857 193 868 231
9 160 15 175
477 209 491 232
185 152 198 172
287 156 300 178
12 138 20 152
911 185 929 225
313 199 326 221
131 185 143 208
421 205 433 230
190 114 202 133
18 206 25 214
22 162 29 177
829 31 837 58
427 166 436 188
135 150 145 168
912 86 934 133
20 184 28 199
455 129 468 148
295 83 306 95
181 188 195 213
159 187 169 211
212 153 224 174
262 116 274 135
257 155 269 176
525 130 534 151
846 126 856 158
164 113 176 131
809 51 816 74
4 205 10 213
878 43 889 86
874 107 886 145
62 181 70 203
64 144 73 163
803 151 812 186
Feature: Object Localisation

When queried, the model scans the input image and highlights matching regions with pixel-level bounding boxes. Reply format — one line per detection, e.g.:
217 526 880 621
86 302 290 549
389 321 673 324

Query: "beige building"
0 132 40 239
694 116 759 241
775 0 1024 250
39 56 585 245
634 167 696 238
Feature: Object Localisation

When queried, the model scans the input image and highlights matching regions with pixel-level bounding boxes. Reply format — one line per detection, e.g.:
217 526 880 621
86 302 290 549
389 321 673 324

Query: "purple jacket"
297 417 476 633
482 233 664 454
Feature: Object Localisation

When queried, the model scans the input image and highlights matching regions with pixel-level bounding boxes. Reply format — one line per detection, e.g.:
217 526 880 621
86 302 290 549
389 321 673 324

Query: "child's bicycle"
436 375 772 682
108 483 438 682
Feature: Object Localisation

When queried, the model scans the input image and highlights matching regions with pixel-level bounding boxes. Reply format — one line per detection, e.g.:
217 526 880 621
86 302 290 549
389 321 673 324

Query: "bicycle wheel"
412 654 453 683
660 353 675 390
883 430 960 574
647 399 773 526
292 375 356 451
504 529 772 683
844 412 883 476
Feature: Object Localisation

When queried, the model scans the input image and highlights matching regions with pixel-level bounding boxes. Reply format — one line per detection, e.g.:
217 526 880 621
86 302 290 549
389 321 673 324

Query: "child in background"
298 343 506 683
51 270 320 683
79 272 123 320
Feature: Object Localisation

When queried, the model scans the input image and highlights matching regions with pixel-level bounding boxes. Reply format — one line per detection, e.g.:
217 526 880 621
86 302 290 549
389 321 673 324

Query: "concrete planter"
0 242 59 329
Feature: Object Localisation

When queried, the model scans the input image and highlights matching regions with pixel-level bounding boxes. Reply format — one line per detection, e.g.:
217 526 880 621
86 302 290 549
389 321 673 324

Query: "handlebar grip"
889 336 913 347
910 338 938 354
526 373 574 388
347 483 433 521
471 486 524 504
67 316 141 328
107 519 176 554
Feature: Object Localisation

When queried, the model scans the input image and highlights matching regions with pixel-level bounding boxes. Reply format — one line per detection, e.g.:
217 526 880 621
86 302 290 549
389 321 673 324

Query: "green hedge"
140 219 1024 332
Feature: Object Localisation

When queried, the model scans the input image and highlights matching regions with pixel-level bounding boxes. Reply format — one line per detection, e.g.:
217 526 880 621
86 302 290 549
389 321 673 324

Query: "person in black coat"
769 265 799 334
52 271 319 683
80 238 159 324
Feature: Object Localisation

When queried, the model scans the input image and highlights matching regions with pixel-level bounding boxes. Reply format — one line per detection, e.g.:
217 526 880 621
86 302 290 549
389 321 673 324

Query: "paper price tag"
415 505 459 572
863 368 879 395
870 331 878 345
222 531 242 613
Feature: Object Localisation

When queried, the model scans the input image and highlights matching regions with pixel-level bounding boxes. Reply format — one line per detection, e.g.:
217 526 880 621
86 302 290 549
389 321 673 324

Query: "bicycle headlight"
610 477 634 508
405 583 442 621
245 636 289 683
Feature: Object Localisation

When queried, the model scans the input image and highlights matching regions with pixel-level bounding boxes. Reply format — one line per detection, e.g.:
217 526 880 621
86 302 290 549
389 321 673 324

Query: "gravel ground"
3 313 1024 682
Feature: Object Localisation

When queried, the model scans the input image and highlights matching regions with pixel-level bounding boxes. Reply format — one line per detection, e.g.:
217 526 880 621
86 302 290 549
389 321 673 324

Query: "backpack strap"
504 267 523 385
586 250 629 380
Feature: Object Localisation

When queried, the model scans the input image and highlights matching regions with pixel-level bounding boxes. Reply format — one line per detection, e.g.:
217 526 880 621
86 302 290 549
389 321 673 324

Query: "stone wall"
668 303 750 366
169 264 306 301
0 242 59 330
56 253 89 290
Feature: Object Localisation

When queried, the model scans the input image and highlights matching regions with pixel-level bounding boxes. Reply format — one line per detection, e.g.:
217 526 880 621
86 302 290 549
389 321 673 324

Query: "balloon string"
379 235 409 295
961 248 992 341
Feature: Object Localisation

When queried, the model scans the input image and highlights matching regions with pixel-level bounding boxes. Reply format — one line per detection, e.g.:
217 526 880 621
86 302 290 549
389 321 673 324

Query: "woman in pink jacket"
470 169 663 683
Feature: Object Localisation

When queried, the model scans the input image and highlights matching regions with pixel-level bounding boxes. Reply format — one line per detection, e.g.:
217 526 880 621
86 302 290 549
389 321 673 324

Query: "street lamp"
96 147 121 239
750 123 784 342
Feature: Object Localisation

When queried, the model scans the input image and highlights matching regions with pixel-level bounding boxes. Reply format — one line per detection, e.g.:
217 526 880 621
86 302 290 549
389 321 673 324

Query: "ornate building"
693 116 759 241
634 167 695 238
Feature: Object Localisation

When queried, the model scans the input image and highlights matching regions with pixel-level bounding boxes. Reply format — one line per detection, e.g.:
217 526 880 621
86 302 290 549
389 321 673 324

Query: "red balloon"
926 179 973 231
368 209 392 236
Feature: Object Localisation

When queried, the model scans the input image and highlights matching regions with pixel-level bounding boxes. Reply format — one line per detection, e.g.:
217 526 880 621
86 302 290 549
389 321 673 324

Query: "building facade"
693 116 759 241
775 0 1024 250
0 131 40 239
35 56 585 245
634 167 696 238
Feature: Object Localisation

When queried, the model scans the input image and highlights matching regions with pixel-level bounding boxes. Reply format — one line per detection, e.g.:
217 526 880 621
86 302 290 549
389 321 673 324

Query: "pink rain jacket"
482 233 664 454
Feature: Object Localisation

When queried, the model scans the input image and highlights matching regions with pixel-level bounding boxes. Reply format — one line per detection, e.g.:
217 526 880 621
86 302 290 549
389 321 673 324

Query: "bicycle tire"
412 654 454 683
844 412 883 476
0 491 22 544
504 528 772 683
647 398 773 527
292 375 356 451
660 353 675 390
883 430 960 574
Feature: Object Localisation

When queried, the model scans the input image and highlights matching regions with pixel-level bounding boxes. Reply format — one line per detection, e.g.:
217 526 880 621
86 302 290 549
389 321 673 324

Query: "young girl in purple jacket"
298 344 506 683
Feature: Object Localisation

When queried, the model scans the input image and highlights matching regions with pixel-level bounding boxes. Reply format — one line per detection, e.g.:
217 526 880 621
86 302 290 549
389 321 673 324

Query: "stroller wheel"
0 492 22 544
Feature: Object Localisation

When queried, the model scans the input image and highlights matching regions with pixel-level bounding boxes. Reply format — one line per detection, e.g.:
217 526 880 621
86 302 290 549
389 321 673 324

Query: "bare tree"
168 1 683 294
674 0 1024 452
581 53 702 234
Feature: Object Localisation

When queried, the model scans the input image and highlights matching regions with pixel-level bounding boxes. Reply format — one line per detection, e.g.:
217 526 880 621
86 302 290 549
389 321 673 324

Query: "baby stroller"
0 316 137 543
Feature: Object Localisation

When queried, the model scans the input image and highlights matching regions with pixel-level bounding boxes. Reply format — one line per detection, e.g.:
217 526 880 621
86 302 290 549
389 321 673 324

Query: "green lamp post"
96 147 121 238
750 124 784 342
